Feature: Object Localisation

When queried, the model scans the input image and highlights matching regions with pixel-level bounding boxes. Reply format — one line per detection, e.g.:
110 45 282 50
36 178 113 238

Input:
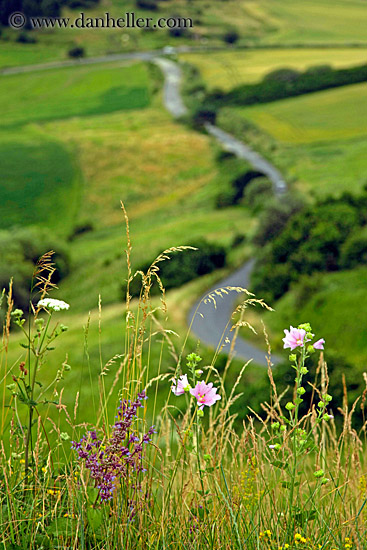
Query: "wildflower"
282 326 307 350
171 374 191 396
190 381 221 409
72 390 155 503
37 298 70 312
313 338 325 350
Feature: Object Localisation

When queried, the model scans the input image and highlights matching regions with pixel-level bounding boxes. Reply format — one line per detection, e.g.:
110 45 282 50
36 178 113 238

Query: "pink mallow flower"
190 381 221 409
171 374 190 396
313 338 325 350
282 326 307 350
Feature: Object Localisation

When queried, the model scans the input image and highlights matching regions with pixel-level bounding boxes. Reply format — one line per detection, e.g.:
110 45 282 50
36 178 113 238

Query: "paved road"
154 56 286 365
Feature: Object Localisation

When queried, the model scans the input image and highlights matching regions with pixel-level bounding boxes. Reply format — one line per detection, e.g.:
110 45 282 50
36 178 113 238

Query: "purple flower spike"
71 390 154 503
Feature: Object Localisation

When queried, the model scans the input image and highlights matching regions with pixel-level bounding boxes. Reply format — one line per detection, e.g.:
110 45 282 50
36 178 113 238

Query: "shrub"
216 63 367 107
0 227 70 312
252 198 363 302
68 46 85 58
136 0 158 9
263 68 300 83
253 195 303 248
223 29 239 44
126 239 227 298
340 227 367 269
243 177 273 210
16 32 37 44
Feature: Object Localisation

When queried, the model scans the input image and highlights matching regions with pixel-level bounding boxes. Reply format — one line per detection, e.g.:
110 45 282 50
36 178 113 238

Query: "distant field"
1 0 367 70
0 128 80 232
0 61 152 234
0 61 151 128
217 82 367 197
180 48 367 90
256 0 367 45
232 82 367 144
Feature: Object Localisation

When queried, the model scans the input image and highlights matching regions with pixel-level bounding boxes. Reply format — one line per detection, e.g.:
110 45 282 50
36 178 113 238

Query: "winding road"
1 48 286 365
151 56 286 366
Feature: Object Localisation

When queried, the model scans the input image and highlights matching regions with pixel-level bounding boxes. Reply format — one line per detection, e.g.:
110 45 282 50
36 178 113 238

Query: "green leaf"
87 508 103 531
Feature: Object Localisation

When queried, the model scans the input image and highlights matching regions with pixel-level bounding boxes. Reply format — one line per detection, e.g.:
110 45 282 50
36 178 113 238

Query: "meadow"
2 1 367 547
180 48 367 90
1 259 367 549
2 0 367 70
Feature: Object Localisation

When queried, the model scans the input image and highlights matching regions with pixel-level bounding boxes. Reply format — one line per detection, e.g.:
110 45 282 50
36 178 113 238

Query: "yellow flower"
20 459 25 464
295 533 302 541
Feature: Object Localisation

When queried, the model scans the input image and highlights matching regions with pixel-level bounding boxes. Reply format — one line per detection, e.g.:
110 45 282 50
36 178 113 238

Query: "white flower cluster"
37 298 70 312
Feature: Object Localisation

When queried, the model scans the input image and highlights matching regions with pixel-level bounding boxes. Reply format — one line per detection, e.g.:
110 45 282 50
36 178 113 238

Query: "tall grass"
1 209 367 550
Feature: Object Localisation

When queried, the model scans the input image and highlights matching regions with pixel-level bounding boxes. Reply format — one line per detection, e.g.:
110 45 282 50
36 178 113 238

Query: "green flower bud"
321 477 329 485
314 469 324 478
35 318 45 329
271 422 280 430
297 387 306 395
289 354 297 362
307 345 315 353
197 409 204 418
280 425 287 432
294 397 303 405
285 402 295 411
298 323 312 333
300 367 309 375
318 401 325 408
323 393 332 403
11 309 23 318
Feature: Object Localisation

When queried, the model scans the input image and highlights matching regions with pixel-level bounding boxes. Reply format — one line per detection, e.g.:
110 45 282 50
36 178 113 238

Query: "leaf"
87 508 103 531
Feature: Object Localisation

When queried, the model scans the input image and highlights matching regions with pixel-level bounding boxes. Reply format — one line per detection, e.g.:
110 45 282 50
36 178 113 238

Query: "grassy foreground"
1 253 367 550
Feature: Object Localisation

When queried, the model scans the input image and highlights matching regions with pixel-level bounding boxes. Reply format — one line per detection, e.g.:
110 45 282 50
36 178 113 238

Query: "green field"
217 82 367 197
0 62 151 128
230 82 367 144
255 0 367 44
2 0 367 70
181 48 367 90
0 61 152 233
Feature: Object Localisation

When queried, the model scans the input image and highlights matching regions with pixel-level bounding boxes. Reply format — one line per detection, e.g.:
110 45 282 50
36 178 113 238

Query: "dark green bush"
252 197 365 302
208 63 367 107
243 177 273 210
340 227 367 269
263 68 300 83
0 227 71 312
126 240 227 298
223 29 239 44
68 46 85 58
136 0 158 10
253 195 303 248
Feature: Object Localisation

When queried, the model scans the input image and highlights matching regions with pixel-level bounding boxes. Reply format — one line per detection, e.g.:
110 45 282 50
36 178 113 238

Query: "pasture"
217 82 367 197
180 48 367 90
